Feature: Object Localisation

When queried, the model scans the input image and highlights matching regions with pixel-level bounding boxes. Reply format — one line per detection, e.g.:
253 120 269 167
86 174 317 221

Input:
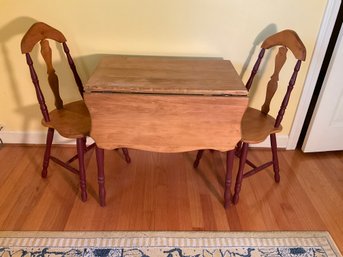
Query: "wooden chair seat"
241 107 282 144
42 100 90 139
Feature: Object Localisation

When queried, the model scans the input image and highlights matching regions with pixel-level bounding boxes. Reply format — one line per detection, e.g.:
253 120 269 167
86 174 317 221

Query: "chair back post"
62 42 84 98
246 48 265 91
274 59 302 128
25 53 50 122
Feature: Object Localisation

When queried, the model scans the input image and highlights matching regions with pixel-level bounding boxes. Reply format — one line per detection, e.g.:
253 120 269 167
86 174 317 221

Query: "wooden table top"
84 55 247 96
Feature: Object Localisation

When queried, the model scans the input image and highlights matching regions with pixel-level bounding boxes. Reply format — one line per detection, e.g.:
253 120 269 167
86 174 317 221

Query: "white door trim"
287 0 341 150
302 24 343 152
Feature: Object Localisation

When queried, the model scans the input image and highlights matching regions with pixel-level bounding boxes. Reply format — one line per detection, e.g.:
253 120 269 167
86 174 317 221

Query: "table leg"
96 146 106 207
224 149 234 208
76 138 87 202
233 142 248 204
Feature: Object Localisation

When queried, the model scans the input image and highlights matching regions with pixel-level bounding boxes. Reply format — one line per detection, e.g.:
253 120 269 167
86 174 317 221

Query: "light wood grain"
84 56 247 96
261 29 306 61
42 100 91 138
21 22 66 54
241 107 282 144
85 93 248 152
84 55 248 153
40 39 63 109
0 145 342 252
261 47 287 115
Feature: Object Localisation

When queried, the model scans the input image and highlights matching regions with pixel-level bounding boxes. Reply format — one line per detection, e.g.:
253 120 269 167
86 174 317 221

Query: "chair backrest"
245 29 306 128
20 22 84 122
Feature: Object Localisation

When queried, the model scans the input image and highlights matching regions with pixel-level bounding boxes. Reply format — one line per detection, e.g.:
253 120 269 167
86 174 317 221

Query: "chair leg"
193 150 204 168
235 141 242 157
76 138 87 202
82 137 87 153
224 150 235 208
233 142 249 204
270 133 280 183
96 146 106 207
122 148 131 163
42 128 54 178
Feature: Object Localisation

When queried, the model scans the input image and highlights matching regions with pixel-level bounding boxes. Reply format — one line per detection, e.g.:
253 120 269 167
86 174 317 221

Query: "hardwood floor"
0 144 342 252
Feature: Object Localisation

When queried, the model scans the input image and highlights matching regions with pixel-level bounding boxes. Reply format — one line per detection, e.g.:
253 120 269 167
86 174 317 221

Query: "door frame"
302 23 343 152
287 0 341 149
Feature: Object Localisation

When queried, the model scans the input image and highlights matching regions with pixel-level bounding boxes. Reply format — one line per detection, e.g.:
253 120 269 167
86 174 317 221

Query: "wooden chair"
233 29 306 203
194 30 306 204
20 22 131 202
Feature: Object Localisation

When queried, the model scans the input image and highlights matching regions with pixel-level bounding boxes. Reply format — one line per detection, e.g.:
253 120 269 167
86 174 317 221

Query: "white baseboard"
1 131 288 148
250 134 288 149
1 131 77 145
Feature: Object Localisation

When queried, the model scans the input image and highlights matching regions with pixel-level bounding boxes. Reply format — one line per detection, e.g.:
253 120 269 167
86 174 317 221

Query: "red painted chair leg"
42 128 54 178
96 146 106 207
82 137 87 153
224 150 235 208
233 142 249 204
270 133 280 183
193 150 204 168
76 138 87 202
235 141 242 157
122 148 131 163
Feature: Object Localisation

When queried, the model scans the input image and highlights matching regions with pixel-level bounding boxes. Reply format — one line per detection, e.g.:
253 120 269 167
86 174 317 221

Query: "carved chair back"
20 22 84 122
245 29 306 128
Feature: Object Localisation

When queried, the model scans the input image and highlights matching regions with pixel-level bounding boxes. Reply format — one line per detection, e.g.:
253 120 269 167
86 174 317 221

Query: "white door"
302 24 343 153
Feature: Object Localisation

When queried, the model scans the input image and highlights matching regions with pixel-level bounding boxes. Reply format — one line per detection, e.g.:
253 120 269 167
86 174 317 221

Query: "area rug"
0 231 341 257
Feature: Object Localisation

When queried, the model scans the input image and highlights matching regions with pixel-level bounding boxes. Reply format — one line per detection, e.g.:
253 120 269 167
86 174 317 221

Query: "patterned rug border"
0 231 341 257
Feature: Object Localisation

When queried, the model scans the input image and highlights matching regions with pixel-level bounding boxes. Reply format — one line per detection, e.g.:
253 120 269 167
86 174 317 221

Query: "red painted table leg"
96 146 106 207
224 150 234 208
77 138 87 202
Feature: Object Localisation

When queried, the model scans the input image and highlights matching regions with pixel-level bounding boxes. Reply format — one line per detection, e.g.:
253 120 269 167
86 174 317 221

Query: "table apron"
84 93 248 153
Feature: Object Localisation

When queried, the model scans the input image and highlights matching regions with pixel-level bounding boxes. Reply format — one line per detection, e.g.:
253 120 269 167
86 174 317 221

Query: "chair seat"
241 107 282 144
42 100 91 138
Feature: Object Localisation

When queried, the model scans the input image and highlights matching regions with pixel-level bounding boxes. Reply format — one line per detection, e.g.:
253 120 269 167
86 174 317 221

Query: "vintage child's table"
84 55 248 207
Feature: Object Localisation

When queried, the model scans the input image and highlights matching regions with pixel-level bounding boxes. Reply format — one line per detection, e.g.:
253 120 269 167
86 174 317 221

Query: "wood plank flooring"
0 144 342 252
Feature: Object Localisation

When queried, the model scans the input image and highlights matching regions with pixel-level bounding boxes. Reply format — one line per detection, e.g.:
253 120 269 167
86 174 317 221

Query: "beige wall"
0 0 327 138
